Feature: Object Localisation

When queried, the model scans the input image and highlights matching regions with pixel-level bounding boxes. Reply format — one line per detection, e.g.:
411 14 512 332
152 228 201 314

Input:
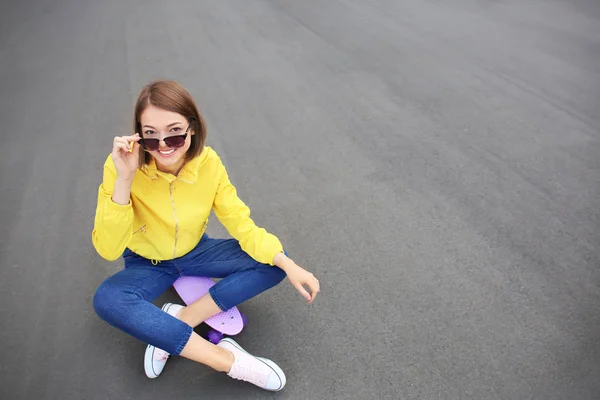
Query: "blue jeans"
93 235 287 356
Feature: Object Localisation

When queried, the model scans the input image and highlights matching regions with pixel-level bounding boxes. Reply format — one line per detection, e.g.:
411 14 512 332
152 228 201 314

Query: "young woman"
92 80 320 391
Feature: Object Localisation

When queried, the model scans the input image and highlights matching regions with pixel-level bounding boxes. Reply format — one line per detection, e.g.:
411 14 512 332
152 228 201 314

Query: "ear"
188 116 197 135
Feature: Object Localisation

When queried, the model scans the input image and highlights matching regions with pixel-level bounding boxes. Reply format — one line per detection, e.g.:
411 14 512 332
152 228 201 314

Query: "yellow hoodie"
92 146 283 264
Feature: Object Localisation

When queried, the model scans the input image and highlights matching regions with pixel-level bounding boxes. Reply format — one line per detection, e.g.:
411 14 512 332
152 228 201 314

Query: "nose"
157 138 169 150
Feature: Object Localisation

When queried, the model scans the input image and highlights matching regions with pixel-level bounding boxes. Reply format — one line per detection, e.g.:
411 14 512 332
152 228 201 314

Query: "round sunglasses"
139 120 193 152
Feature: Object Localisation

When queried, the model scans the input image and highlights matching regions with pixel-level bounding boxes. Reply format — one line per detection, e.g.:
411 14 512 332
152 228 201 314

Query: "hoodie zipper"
133 225 147 235
169 181 179 259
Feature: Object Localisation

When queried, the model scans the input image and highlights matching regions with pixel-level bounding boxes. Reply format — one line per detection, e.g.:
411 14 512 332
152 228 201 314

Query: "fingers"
113 134 140 155
307 278 320 304
114 142 130 152
113 134 140 146
131 141 141 154
313 275 320 293
306 272 320 303
294 282 312 302
294 275 321 304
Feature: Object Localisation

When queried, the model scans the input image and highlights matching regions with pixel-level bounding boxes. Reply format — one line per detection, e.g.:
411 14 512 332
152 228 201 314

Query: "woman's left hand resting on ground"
273 253 320 304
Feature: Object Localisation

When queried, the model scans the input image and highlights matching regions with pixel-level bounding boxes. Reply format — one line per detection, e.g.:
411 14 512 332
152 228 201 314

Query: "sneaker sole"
220 338 286 391
144 303 174 379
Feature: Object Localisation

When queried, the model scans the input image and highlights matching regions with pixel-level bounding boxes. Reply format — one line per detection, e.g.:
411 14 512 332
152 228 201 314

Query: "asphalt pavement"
1 0 600 399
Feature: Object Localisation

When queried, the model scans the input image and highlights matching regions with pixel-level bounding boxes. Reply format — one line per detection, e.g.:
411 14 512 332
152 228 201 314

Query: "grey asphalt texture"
1 0 600 399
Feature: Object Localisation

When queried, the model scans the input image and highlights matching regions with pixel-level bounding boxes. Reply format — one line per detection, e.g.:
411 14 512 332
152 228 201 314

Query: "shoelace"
230 361 268 386
154 349 169 362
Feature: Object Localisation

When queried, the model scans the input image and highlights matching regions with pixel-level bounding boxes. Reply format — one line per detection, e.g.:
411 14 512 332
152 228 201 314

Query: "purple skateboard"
172 276 247 344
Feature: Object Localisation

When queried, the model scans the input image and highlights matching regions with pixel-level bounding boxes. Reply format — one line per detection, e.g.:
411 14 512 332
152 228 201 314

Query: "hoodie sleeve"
212 154 283 265
91 155 134 261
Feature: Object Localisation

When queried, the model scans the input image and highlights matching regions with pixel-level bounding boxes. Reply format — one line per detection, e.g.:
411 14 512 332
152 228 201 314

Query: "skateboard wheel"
240 312 248 326
207 329 224 344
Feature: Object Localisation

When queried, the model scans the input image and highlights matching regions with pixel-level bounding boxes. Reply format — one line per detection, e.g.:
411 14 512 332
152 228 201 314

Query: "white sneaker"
144 303 184 379
218 338 286 391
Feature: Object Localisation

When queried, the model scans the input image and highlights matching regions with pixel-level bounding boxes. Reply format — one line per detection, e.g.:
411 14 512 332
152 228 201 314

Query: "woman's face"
139 105 193 175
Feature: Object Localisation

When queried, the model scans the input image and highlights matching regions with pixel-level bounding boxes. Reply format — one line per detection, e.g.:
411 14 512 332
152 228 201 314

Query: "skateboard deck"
172 276 245 337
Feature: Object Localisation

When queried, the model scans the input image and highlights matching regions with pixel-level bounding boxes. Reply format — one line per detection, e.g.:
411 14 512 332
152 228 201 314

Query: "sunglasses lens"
164 135 186 148
141 138 160 151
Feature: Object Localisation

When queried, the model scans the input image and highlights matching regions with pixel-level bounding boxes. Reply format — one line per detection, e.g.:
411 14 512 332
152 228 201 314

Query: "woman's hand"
112 133 141 180
274 253 320 303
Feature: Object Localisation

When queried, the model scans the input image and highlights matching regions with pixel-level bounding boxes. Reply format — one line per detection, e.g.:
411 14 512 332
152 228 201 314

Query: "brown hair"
134 80 207 166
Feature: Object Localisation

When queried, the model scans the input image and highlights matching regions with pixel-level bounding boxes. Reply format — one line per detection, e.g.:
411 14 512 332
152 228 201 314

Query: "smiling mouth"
158 149 176 156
